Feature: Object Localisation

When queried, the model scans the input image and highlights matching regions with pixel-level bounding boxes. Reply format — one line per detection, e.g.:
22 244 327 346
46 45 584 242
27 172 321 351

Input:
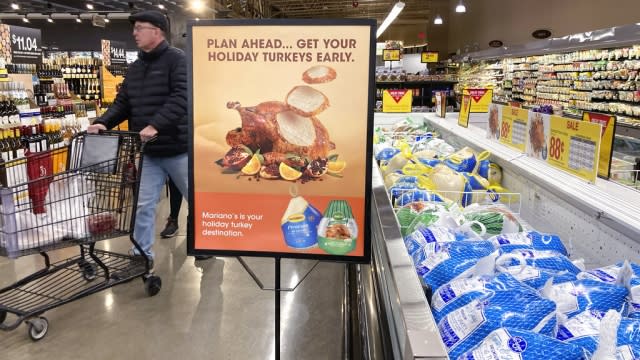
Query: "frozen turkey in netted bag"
489 231 569 256
458 327 588 360
415 241 496 291
430 272 525 323
437 288 557 360
540 279 628 319
555 310 640 358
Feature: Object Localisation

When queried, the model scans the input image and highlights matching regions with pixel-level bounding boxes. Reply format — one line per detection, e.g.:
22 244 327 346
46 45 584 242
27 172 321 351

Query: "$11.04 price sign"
8 25 42 64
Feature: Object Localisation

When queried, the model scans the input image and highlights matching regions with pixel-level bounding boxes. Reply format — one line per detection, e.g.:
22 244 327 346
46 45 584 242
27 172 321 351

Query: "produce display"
375 118 640 359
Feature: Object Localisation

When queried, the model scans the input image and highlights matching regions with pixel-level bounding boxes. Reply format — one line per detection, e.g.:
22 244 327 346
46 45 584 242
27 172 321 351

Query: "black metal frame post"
275 257 281 360
237 256 320 360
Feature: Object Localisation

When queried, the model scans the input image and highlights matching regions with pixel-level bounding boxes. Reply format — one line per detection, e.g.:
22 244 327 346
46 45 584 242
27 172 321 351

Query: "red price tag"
549 136 565 161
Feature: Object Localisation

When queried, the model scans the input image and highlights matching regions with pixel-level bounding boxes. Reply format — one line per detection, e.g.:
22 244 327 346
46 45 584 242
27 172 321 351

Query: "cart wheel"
144 275 162 297
0 310 6 325
82 263 98 281
28 317 48 341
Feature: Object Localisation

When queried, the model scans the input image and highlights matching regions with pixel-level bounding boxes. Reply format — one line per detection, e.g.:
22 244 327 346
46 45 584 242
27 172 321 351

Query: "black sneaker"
160 217 179 238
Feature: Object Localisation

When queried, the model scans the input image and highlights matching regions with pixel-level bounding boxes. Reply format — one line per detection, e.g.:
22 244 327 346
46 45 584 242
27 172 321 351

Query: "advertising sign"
189 20 375 263
486 103 502 140
458 94 471 128
463 88 493 113
421 51 438 63
498 106 528 152
382 49 400 61
435 91 446 118
582 111 616 179
527 112 601 182
0 24 42 64
100 39 126 66
382 89 412 113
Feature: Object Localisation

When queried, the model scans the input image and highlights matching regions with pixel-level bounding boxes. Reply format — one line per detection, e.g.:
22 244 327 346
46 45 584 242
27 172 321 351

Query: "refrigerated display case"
360 112 640 359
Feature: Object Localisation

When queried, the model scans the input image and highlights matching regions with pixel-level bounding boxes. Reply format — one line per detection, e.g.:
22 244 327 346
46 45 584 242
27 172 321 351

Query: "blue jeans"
132 153 188 258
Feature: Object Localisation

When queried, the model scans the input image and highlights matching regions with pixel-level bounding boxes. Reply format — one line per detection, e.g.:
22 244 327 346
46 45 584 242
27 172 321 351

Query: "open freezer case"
361 112 640 359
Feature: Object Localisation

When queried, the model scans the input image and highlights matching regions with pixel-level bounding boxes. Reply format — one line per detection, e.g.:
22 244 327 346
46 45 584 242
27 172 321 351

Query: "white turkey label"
509 266 541 282
423 251 450 273
493 233 531 247
516 249 560 259
432 277 486 311
467 329 523 360
616 345 636 360
438 300 486 349
548 282 579 315
555 310 602 340
580 265 620 283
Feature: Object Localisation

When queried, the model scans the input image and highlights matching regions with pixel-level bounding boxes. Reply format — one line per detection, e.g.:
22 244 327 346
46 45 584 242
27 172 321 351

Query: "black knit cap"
129 10 168 32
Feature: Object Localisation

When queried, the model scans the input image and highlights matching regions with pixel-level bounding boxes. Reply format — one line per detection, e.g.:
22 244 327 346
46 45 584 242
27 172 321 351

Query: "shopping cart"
0 130 161 341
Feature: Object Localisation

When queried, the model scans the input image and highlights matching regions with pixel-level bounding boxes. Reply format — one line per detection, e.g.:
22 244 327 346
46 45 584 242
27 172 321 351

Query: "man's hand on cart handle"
140 125 158 143
87 123 107 134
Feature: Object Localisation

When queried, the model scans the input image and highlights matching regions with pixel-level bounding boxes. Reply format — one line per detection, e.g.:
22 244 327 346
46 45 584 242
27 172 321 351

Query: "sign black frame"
186 19 376 264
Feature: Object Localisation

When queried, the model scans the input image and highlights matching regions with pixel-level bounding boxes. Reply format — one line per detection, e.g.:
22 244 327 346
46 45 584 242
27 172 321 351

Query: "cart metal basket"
0 131 161 341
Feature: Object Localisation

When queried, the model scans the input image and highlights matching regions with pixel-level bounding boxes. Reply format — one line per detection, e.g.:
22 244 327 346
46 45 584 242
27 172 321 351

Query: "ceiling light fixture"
376 1 405 38
455 1 466 13
191 0 205 12
157 3 165 10
86 3 94 10
195 17 200 21
104 17 110 23
47 15 54 23
76 16 82 23
11 3 20 10
22 15 29 23
434 14 443 25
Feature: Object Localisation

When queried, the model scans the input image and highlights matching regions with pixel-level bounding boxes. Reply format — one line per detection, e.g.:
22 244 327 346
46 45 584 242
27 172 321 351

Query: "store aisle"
0 196 346 360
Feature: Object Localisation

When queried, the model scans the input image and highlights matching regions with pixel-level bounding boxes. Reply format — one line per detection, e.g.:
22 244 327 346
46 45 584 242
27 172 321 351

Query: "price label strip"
547 116 601 183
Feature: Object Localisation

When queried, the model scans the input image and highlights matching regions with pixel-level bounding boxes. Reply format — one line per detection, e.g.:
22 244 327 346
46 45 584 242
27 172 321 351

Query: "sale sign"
463 88 493 113
421 51 438 63
382 89 412 112
499 106 528 152
582 111 616 179
458 94 471 128
0 25 42 64
546 116 601 183
189 19 375 263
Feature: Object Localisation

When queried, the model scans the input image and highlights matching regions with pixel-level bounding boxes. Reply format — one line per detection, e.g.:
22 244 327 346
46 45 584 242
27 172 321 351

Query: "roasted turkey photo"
216 65 346 183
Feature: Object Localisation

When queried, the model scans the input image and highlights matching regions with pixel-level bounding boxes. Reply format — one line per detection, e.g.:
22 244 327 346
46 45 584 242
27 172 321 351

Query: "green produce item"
464 211 523 237
404 212 440 237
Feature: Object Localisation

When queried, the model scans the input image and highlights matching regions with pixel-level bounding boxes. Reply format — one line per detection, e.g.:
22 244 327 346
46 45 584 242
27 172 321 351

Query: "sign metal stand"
237 256 321 360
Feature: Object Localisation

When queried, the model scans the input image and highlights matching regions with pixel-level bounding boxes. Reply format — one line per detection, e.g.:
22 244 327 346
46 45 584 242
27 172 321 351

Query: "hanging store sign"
189 19 375 263
421 51 438 63
458 94 471 128
582 111 616 179
498 106 528 152
382 89 412 112
463 88 493 113
0 25 42 65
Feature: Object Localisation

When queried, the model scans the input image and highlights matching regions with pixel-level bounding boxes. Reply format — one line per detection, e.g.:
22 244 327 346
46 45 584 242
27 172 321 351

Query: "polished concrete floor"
0 196 346 360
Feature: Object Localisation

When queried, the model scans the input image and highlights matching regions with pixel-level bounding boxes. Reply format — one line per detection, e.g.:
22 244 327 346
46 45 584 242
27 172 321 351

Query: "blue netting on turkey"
490 231 569 256
410 232 493 265
437 288 557 360
415 241 496 291
431 273 527 323
628 276 640 319
541 279 628 319
555 310 640 358
578 261 640 283
500 248 582 275
502 265 577 290
458 328 588 360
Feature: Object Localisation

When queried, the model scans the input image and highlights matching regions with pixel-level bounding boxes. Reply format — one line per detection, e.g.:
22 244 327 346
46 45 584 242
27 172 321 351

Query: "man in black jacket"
88 10 206 266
